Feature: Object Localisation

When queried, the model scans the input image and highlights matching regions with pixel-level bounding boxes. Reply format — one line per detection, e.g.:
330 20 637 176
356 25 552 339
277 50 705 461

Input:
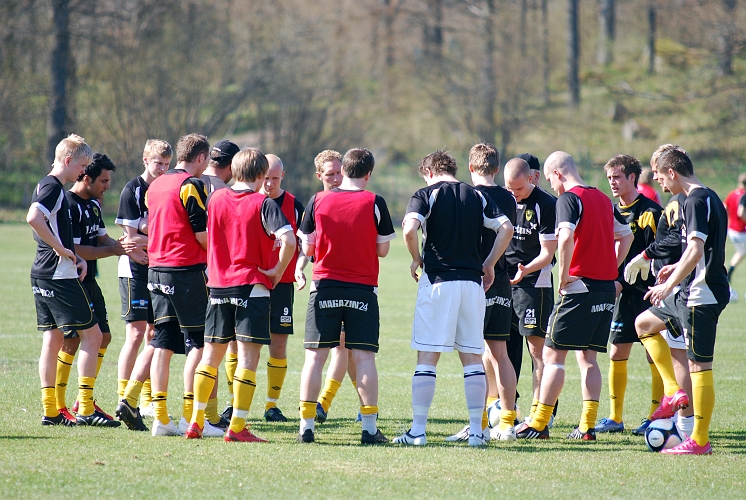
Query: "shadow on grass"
0 435 56 440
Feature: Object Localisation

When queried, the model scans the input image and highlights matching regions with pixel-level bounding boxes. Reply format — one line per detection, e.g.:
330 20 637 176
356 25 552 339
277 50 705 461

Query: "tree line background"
1 0 744 215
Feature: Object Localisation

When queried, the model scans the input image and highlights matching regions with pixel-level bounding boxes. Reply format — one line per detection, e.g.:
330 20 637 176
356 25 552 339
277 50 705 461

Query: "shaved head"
544 151 577 177
263 154 286 198
504 158 530 181
266 154 284 172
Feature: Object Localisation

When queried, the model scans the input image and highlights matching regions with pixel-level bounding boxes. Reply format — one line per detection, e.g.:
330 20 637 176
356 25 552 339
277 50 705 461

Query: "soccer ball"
644 418 682 452
487 399 521 428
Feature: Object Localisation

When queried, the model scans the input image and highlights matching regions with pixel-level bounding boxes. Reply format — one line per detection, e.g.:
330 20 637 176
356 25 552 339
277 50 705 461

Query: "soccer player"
27 134 117 427
515 151 632 440
297 148 396 444
723 173 746 286
637 167 663 205
55 153 127 422
624 144 693 437
306 150 361 423
115 140 170 430
633 146 728 455
258 154 306 422
395 149 513 447
186 148 296 442
503 157 558 427
518 152 542 188
596 154 663 434
146 133 210 437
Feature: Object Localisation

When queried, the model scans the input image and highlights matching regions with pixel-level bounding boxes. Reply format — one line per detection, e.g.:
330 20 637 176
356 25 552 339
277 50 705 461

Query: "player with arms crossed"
503 157 558 426
297 148 396 444
56 153 127 423
515 151 633 440
633 146 728 454
186 148 295 442
395 149 513 447
28 134 118 427
596 154 663 434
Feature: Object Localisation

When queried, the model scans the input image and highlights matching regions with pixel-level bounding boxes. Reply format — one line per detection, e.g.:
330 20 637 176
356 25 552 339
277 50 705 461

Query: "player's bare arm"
645 236 705 305
195 231 208 251
615 232 634 268
557 226 579 291
482 220 514 291
402 218 422 282
510 239 558 285
26 206 76 261
259 231 297 287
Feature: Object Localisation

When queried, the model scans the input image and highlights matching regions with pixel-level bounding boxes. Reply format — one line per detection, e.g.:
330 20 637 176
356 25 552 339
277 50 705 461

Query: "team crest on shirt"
629 221 638 233
92 205 99 217
525 209 534 221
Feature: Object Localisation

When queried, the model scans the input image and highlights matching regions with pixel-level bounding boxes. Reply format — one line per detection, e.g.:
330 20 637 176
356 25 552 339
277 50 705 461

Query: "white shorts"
728 229 746 255
411 274 485 354
663 329 686 350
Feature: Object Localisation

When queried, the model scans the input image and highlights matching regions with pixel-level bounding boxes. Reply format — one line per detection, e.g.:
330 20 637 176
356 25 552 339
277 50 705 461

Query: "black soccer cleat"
264 407 289 422
115 400 148 431
361 429 389 445
41 413 76 427
515 422 550 439
567 427 596 441
298 429 315 443
220 404 233 421
77 409 122 427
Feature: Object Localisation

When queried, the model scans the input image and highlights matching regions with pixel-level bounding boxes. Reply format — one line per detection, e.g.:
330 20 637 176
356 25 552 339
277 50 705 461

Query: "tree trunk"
542 0 550 105
478 0 497 143
717 0 737 76
47 0 71 164
520 0 528 58
568 0 580 106
647 1 656 75
597 0 615 66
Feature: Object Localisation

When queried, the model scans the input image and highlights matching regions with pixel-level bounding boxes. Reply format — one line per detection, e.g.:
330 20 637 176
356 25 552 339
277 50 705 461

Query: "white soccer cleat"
140 403 155 418
468 433 488 447
445 425 471 442
152 417 182 437
490 426 517 442
203 419 226 438
392 430 427 446
177 417 190 435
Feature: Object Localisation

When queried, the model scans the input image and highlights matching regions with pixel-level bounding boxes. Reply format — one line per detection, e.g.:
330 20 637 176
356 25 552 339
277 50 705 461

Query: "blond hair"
314 149 342 174
54 134 93 165
143 139 173 159
469 143 500 176
232 148 269 183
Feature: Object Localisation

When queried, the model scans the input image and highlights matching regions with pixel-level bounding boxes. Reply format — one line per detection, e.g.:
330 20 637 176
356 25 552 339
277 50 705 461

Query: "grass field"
1 222 745 499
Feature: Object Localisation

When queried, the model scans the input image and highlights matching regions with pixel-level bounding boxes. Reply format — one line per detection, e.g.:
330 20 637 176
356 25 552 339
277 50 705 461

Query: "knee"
101 332 112 349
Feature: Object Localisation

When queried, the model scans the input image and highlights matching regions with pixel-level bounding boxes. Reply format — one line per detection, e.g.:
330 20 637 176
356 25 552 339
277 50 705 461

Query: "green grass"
1 223 745 498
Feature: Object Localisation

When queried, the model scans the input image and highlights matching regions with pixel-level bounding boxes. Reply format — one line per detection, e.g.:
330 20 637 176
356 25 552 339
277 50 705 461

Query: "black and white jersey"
404 181 509 285
645 193 684 274
30 175 78 280
505 186 557 288
475 185 516 296
115 176 149 280
617 194 662 294
67 191 107 284
201 174 229 195
680 187 729 306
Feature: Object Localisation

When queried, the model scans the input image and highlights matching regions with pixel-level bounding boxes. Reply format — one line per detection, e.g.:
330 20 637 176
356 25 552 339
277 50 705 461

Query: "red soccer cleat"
660 437 713 455
651 389 689 420
184 422 203 439
224 427 268 443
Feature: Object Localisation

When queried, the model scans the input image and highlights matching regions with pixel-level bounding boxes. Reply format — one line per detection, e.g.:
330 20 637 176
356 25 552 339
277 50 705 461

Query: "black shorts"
648 292 685 339
120 277 154 324
484 280 512 341
609 291 650 344
305 286 379 352
511 286 554 338
269 282 294 335
148 269 207 352
679 302 725 362
545 280 615 352
66 280 110 339
32 278 97 334
205 295 271 345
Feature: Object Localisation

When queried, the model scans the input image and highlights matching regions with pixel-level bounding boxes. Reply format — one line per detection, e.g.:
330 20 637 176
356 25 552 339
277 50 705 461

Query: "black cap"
516 153 540 171
211 140 240 161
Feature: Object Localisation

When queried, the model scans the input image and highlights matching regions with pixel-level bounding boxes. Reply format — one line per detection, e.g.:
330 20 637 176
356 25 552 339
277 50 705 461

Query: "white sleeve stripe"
377 232 397 243
374 204 381 225
273 225 293 238
557 221 576 231
299 231 316 245
31 202 51 219
538 234 558 241
115 217 140 229
404 212 425 224
98 228 107 237
689 231 707 242
73 238 81 244
483 214 505 232
427 187 440 215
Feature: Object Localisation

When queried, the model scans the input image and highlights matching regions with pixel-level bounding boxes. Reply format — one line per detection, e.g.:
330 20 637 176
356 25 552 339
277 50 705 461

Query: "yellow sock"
95 348 106 378
648 362 664 419
530 398 540 420
640 333 679 396
319 378 341 412
481 410 489 430
579 400 599 433
533 402 554 431
351 380 357 389
206 398 220 425
153 392 169 425
690 370 715 446
141 379 153 407
124 380 144 408
55 351 75 410
225 353 238 403
608 359 628 423
265 356 287 411
300 401 317 420
230 369 257 433
117 379 128 398
192 364 217 427
499 409 517 431
183 392 194 422
487 396 499 407
77 376 95 416
42 387 58 418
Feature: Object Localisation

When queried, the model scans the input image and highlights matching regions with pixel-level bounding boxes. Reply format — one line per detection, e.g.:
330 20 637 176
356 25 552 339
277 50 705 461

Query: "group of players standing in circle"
28 133 727 454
